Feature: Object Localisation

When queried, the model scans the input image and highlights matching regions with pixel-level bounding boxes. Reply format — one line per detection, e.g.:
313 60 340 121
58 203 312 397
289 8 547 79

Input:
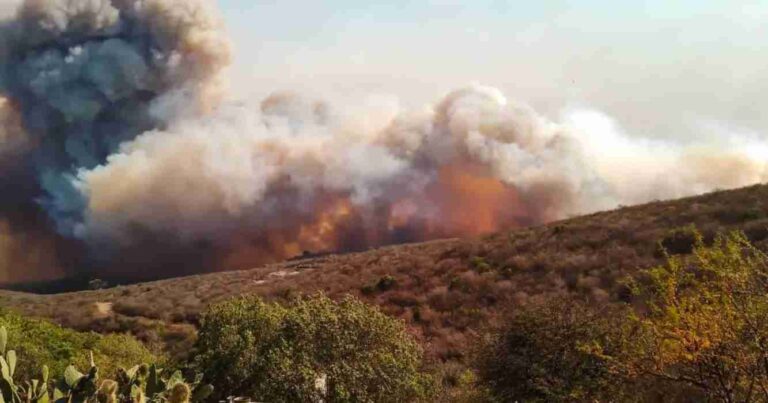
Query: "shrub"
84 333 159 379
192 293 435 402
714 205 766 224
475 298 631 402
476 230 768 403
470 256 492 273
744 219 768 242
627 230 768 402
0 309 158 380
361 275 397 295
434 362 491 402
658 225 699 255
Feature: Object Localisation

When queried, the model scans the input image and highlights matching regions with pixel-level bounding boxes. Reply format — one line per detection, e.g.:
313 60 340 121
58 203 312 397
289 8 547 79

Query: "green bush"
192 293 435 402
0 309 157 380
360 275 397 295
626 230 768 402
475 298 631 402
476 230 768 402
0 323 212 403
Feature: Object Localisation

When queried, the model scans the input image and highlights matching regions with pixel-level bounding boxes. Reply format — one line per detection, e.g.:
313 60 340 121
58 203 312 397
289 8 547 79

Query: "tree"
474 297 632 402
192 293 434 402
627 230 768 402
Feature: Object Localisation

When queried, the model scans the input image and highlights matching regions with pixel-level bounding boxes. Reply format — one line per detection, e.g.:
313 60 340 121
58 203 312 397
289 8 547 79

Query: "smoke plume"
0 0 766 282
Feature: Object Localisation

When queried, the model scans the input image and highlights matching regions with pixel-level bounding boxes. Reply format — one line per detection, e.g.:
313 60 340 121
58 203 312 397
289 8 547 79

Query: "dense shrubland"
3 184 766 367
0 185 766 401
474 230 768 402
4 229 768 402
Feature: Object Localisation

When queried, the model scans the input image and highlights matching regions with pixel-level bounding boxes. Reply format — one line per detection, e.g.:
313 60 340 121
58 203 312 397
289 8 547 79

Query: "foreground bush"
0 309 157 380
627 230 768 402
192 293 435 402
477 230 768 403
475 298 631 402
0 325 212 403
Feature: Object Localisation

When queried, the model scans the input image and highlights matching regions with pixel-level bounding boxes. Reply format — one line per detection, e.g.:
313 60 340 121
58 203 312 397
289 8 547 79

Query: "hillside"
1 184 767 363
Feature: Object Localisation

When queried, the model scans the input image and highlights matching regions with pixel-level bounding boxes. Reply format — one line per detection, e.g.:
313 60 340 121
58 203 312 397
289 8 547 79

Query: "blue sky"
218 0 768 139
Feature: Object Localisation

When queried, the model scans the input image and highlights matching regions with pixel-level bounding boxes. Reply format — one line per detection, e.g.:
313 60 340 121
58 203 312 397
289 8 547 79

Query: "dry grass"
1 184 767 364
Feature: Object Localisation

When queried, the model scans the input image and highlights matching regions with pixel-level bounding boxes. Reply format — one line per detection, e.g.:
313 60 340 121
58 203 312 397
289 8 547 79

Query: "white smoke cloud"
75 93 414 243
565 109 768 203
73 84 768 250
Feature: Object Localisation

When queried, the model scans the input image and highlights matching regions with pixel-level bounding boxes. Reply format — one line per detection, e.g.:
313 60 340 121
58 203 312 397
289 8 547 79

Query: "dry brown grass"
1 184 767 364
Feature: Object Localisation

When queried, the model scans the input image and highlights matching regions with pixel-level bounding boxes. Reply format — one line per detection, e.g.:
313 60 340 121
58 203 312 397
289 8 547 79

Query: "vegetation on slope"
474 298 630 402
0 309 156 381
475 230 768 402
4 224 768 401
0 295 430 403
0 184 766 398
4 185 764 360
0 325 211 403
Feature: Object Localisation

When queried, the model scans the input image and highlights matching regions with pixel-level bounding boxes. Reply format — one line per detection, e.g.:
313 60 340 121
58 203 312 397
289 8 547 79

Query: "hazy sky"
1 0 764 140
218 0 768 142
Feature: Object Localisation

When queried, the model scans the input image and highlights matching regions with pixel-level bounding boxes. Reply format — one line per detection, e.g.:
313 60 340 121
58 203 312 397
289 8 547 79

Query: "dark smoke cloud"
0 0 765 283
0 0 228 280
0 0 228 235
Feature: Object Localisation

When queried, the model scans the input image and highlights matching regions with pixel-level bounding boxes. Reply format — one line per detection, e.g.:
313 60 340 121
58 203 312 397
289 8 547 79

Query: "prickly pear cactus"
168 383 190 403
130 386 146 403
96 380 118 403
55 364 99 403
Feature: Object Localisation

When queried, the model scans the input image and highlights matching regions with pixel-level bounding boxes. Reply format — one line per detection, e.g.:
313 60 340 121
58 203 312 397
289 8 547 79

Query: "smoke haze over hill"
0 0 766 283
